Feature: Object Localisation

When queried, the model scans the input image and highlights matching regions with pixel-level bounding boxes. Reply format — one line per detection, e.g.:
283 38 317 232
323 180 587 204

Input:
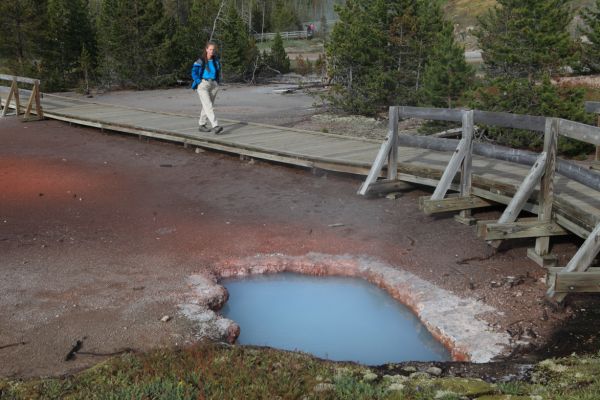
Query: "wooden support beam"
548 222 600 301
458 110 475 224
1 79 16 117
529 118 558 266
477 219 568 240
358 133 393 195
24 82 37 119
554 272 600 293
366 179 414 195
13 78 21 115
419 195 494 215
34 80 43 119
488 152 547 248
387 107 399 181
358 106 398 195
431 137 470 200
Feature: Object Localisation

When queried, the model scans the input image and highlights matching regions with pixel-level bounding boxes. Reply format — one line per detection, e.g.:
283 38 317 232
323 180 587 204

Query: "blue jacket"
191 57 221 89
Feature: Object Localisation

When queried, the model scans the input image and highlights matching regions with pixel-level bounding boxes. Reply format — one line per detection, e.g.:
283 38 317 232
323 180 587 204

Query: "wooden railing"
0 74 43 120
360 106 600 302
253 30 309 41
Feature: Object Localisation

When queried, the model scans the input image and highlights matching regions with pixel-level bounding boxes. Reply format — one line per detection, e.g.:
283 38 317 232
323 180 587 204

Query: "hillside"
443 0 596 49
445 0 595 28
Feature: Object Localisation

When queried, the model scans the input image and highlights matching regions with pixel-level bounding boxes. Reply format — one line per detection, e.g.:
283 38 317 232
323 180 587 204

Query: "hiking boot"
198 124 210 132
212 126 224 135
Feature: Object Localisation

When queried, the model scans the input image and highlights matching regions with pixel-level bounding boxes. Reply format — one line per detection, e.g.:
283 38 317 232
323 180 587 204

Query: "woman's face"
206 45 216 59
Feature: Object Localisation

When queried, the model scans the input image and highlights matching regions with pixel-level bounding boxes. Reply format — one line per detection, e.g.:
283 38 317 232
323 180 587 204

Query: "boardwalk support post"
419 110 492 220
1 77 19 117
548 222 600 302
0 75 43 120
358 106 399 195
528 117 559 267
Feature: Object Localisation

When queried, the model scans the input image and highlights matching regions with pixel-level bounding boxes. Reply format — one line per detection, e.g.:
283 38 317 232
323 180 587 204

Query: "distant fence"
254 31 310 41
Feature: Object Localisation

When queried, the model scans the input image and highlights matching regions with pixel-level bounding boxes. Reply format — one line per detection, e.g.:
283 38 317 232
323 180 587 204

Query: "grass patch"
257 38 325 54
4 345 600 399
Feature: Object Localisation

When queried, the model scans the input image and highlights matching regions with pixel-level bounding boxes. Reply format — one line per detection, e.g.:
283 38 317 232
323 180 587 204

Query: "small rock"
313 383 335 393
160 315 171 322
402 366 417 373
410 372 431 380
362 371 378 382
195 148 204 154
383 374 408 384
434 389 458 399
387 383 405 392
426 366 443 376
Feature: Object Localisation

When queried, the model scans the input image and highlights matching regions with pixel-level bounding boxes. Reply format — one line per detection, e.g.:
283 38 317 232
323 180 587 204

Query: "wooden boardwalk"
3 85 600 298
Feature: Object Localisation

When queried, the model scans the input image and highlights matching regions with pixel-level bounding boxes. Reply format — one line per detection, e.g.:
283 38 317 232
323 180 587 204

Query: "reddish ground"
0 117 598 378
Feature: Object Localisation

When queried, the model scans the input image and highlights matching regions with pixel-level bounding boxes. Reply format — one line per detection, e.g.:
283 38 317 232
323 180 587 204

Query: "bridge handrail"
398 106 600 145
0 74 40 86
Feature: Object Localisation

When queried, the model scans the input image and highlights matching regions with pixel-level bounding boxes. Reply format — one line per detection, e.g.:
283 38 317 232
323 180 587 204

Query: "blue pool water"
220 273 451 364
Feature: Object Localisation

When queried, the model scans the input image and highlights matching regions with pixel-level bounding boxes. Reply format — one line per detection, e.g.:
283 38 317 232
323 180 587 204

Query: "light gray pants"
196 80 219 127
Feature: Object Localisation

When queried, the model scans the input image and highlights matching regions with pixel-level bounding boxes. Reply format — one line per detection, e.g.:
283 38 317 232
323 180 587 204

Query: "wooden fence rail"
253 30 309 41
0 74 43 120
361 105 600 302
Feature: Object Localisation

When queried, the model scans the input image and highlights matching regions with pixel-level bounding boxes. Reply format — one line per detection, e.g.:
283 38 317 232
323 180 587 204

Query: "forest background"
2 0 600 155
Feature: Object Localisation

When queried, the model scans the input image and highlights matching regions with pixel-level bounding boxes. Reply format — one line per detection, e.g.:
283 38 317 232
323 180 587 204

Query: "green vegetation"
4 344 600 399
469 0 594 155
265 33 291 74
581 0 600 73
326 0 472 115
476 0 575 78
0 0 331 90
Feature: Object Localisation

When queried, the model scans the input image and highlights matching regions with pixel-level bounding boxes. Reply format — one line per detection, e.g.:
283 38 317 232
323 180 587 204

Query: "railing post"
528 117 559 267
2 77 15 117
456 110 475 225
387 106 399 180
12 77 21 116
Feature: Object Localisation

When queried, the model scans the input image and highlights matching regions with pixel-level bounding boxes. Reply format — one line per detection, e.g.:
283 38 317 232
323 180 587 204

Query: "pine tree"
45 0 96 89
97 0 172 88
581 0 600 73
268 32 290 73
0 0 49 76
271 0 299 32
476 0 575 79
326 0 456 115
421 24 474 108
219 5 255 81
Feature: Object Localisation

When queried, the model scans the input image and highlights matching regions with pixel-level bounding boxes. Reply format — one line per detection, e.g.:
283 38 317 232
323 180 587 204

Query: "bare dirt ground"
2 85 600 379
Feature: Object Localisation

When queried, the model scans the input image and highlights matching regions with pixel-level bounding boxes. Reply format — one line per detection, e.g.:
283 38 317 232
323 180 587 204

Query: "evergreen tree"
580 0 600 73
476 0 575 78
218 5 256 81
421 24 474 108
470 76 593 155
319 15 328 40
326 0 455 115
45 0 96 89
271 0 299 32
267 32 290 73
0 0 49 76
97 0 172 88
472 0 591 156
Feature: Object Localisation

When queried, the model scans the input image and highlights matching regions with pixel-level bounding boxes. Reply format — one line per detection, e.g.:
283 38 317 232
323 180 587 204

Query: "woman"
191 42 223 134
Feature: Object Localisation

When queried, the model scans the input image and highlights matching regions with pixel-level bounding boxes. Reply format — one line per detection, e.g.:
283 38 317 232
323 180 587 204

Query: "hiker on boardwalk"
191 42 223 134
